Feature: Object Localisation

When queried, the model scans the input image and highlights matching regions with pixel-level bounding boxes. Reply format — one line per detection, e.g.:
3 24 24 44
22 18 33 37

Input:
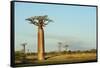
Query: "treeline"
15 49 97 56
45 49 96 55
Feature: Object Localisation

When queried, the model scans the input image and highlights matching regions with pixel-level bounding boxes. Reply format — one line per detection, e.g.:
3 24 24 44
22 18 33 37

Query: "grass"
14 52 97 67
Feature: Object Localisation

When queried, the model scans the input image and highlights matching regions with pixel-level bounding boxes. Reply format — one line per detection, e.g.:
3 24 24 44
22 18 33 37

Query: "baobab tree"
58 42 62 53
21 43 27 62
64 45 69 52
26 15 53 61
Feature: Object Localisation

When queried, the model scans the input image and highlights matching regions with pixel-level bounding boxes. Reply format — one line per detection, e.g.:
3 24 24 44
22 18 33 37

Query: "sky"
14 2 97 52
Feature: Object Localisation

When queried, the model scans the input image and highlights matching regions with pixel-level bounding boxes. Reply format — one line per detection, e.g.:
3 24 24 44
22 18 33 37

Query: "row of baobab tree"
20 42 69 55
21 42 68 62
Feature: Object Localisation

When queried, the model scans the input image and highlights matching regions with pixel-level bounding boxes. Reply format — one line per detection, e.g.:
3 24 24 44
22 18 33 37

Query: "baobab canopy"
26 15 53 27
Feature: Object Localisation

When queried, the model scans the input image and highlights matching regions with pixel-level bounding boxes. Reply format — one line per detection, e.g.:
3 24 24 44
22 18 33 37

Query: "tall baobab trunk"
38 26 45 61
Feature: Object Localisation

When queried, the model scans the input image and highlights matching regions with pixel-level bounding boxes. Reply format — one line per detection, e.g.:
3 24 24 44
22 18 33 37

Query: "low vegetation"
15 49 97 66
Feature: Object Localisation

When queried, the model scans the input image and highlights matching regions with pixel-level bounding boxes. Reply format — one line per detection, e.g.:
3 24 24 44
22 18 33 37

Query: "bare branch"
26 17 39 26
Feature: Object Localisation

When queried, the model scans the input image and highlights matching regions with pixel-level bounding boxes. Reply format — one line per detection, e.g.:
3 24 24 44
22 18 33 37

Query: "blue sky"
14 2 96 52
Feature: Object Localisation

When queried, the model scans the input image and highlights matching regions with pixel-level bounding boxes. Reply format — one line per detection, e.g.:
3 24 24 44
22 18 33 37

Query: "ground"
15 52 97 67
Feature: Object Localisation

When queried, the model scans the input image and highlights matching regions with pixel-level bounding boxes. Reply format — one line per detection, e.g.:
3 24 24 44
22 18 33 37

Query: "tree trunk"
38 27 45 61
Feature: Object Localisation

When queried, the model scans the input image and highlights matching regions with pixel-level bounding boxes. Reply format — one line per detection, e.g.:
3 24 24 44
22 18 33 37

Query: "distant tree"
21 43 27 62
90 49 96 53
64 45 69 51
21 43 27 55
58 42 62 53
62 51 67 54
77 50 81 53
27 49 30 55
68 50 72 54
